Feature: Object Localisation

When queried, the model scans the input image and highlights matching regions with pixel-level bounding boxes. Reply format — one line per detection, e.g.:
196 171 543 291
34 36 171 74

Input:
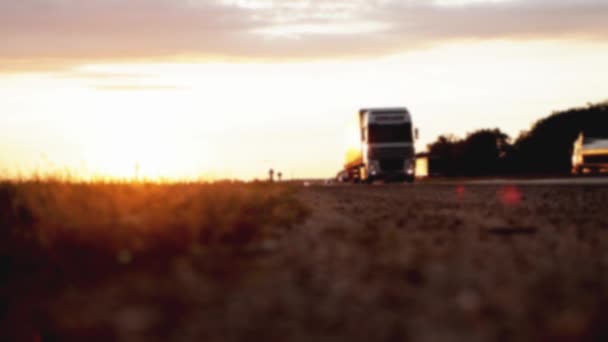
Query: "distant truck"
572 133 608 174
343 108 417 183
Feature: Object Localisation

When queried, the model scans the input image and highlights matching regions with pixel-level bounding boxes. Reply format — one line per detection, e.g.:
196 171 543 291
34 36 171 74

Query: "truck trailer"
343 108 417 183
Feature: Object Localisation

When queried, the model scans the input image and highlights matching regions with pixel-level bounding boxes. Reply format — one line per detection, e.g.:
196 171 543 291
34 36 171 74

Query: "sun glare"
2 39 608 181
80 100 215 181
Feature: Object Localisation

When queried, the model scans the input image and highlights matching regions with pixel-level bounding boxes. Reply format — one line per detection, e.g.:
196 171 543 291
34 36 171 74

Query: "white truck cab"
572 132 608 174
344 108 416 183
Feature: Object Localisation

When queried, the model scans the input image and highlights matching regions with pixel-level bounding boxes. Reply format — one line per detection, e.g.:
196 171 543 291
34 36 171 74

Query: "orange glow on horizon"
2 40 608 181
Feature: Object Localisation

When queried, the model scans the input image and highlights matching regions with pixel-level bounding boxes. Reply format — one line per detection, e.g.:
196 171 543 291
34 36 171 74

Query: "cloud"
93 84 185 91
1 0 607 71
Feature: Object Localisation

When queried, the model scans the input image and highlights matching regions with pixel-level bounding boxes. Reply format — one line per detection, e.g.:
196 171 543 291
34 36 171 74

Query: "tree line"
426 102 608 176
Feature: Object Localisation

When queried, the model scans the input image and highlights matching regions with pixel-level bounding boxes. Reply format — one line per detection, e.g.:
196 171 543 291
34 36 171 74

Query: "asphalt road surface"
286 182 608 341
457 177 608 185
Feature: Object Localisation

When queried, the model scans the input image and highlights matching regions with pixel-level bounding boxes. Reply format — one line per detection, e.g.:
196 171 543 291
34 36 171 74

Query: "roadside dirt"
287 184 608 342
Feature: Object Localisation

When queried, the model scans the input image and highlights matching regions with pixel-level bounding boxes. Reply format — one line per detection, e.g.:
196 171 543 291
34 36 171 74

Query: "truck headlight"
369 160 380 174
405 160 415 174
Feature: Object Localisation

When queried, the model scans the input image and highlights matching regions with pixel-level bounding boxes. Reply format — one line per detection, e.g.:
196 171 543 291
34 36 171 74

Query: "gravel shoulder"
287 184 608 341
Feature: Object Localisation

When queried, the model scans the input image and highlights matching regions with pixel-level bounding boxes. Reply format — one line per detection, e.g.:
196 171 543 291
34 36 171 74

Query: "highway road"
456 177 608 185
318 176 608 186
290 182 608 341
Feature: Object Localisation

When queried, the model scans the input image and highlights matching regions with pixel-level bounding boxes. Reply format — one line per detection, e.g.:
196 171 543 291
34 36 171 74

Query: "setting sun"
82 110 215 181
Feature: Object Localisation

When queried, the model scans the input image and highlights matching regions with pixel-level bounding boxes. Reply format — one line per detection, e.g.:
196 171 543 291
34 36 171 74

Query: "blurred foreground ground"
2 181 608 341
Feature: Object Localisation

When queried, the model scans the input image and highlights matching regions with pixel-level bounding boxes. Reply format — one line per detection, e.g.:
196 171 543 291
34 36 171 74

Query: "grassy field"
3 181 608 341
0 181 309 341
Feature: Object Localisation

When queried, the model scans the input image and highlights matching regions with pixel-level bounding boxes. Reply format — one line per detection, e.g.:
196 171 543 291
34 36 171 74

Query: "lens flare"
456 185 466 200
498 185 523 206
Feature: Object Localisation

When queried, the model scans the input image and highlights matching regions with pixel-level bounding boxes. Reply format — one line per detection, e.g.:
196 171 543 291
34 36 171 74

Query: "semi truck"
572 132 608 175
343 108 417 183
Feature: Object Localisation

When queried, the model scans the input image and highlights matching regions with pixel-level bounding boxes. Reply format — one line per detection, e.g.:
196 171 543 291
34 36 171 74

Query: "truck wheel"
348 168 359 183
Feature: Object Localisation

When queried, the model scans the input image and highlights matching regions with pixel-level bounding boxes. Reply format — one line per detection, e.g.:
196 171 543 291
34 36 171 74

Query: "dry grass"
4 181 608 341
0 181 309 341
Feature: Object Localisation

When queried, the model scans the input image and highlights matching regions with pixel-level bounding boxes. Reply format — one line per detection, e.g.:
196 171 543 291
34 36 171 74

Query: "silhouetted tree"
460 129 510 176
428 129 510 176
511 102 608 174
425 101 608 177
428 134 461 176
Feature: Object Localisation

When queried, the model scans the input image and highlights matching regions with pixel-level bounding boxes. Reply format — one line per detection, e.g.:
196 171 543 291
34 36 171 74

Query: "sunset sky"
1 0 608 180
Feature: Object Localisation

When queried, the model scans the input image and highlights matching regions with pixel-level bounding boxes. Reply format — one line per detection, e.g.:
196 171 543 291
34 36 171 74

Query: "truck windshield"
368 124 412 143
